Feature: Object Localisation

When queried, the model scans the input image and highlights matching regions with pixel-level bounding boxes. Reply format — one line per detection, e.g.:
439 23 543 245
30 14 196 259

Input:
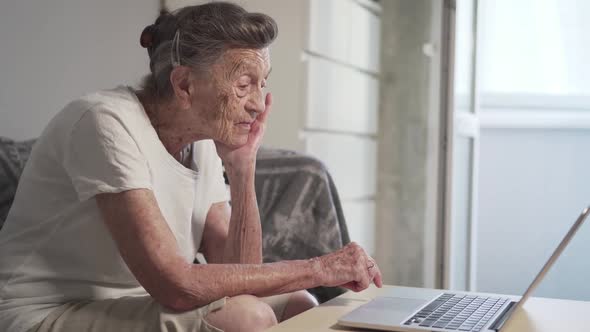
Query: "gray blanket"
256 147 350 262
0 137 35 225
255 148 350 302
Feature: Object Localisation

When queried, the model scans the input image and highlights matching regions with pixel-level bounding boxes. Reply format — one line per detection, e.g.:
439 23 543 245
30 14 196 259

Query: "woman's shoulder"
39 86 149 145
73 86 142 116
50 86 145 130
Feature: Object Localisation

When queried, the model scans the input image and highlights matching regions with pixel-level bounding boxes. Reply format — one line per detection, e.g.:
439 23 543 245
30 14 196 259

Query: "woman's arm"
199 201 230 264
211 94 273 265
222 164 262 264
196 164 261 265
96 189 381 312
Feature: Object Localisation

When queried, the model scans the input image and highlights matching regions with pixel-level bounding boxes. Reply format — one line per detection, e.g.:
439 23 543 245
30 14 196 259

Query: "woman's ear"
170 66 193 110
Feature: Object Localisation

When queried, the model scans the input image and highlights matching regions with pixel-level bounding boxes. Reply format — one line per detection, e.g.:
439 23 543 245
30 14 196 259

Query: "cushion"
0 137 36 227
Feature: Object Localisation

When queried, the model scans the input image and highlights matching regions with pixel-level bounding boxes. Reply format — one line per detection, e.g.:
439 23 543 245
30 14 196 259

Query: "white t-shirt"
0 86 229 332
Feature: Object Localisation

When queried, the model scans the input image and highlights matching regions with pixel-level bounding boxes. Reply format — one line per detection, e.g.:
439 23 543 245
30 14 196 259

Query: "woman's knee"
204 295 277 332
281 290 318 320
242 296 277 329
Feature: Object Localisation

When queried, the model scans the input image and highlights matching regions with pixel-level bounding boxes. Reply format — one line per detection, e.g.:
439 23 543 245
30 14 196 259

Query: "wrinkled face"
192 47 271 147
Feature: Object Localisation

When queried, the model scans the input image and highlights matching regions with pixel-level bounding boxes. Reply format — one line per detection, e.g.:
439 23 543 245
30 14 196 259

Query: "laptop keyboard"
404 293 510 331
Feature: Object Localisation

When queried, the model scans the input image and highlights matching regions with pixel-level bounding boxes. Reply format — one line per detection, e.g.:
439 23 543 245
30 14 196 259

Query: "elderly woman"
0 2 381 332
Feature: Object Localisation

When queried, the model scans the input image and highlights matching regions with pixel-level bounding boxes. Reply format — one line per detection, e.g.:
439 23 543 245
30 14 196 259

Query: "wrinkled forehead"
216 47 271 78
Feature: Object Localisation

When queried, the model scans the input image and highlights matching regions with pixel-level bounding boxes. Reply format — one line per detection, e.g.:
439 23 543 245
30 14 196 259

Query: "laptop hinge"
489 301 516 331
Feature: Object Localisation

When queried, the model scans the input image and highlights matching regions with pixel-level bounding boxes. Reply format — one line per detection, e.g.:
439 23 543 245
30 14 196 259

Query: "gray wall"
0 0 158 140
376 0 445 287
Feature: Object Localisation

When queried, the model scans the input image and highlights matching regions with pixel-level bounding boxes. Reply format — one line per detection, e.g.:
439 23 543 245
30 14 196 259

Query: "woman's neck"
135 89 206 159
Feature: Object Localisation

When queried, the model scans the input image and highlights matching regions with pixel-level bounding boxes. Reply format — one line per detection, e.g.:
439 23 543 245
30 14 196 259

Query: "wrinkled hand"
317 242 383 292
215 93 272 173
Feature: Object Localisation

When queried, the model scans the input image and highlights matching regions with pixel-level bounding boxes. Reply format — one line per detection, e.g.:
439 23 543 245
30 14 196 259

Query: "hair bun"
140 25 156 48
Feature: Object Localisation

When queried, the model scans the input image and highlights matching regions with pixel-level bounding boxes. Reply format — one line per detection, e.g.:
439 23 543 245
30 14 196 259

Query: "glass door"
445 0 480 291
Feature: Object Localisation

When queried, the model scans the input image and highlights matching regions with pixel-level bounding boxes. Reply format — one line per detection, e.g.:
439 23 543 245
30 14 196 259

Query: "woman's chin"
223 135 248 149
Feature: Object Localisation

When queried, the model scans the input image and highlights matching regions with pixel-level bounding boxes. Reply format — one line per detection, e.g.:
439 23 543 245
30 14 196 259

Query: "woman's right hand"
316 242 383 292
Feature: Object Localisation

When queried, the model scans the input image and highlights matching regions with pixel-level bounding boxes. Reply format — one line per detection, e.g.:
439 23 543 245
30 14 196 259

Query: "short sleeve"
193 140 230 207
63 109 152 201
190 140 230 250
208 151 230 205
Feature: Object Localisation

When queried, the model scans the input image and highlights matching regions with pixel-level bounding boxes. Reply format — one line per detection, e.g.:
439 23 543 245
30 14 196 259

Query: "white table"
268 285 590 332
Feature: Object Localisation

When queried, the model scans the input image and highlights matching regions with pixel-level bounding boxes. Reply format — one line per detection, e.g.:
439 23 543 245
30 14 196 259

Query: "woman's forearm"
223 165 262 264
170 258 322 311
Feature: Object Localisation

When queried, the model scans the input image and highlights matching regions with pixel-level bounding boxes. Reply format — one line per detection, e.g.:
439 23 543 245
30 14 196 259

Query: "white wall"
0 0 158 140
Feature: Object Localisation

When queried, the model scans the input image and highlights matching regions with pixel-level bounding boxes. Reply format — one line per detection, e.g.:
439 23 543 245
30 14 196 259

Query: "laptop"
338 206 590 332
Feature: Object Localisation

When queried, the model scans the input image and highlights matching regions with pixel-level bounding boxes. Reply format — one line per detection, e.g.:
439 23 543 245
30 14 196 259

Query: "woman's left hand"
215 93 272 174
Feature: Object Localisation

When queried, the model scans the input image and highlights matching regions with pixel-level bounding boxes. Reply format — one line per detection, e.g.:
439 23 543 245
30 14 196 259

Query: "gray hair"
140 2 278 100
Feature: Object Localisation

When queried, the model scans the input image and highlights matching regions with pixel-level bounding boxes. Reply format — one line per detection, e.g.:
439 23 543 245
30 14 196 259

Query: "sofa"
0 137 349 303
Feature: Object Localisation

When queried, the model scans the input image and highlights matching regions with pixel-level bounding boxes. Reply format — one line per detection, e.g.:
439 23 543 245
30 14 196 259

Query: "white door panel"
305 56 378 134
304 132 376 200
342 200 376 255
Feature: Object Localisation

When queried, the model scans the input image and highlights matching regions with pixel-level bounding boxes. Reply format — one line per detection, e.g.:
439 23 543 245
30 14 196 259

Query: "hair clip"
171 30 181 67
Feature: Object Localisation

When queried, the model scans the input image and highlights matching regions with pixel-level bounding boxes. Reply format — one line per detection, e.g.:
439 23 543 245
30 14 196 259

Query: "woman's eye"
235 84 249 97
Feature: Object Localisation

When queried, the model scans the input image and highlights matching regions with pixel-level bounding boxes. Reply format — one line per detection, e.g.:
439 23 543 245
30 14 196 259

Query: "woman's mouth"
236 121 252 131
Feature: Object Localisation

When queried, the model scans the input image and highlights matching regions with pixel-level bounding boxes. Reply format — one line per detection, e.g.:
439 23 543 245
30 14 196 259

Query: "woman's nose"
245 89 265 114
